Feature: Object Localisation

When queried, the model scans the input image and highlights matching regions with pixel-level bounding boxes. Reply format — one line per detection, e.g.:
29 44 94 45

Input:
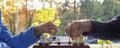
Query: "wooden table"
33 43 90 48
33 45 90 48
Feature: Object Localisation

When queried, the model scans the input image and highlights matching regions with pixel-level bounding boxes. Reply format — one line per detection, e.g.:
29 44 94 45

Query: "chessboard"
33 35 90 48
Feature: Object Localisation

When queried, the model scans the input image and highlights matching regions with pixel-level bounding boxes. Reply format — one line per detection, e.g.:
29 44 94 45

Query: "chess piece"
57 39 61 45
39 33 52 46
78 34 84 46
51 36 57 44
68 38 71 45
73 37 77 46
52 36 56 41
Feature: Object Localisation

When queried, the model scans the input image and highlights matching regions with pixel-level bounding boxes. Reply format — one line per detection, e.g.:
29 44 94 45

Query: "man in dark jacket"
65 14 120 41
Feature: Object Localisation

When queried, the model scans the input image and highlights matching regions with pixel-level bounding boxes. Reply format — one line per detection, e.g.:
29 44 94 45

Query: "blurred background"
1 0 120 46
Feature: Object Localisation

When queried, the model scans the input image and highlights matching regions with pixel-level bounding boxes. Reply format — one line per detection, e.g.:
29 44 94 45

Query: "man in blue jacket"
65 14 120 41
0 10 57 48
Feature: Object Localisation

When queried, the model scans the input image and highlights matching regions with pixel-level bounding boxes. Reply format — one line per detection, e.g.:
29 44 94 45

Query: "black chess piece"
57 41 61 45
52 36 56 41
57 37 61 45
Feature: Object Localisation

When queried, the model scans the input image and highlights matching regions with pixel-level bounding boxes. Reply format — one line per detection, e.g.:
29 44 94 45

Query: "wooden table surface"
33 45 90 48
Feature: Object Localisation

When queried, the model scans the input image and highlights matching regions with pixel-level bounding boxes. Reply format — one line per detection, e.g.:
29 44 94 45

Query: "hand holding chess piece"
64 19 92 40
65 20 91 48
34 22 57 36
34 22 57 46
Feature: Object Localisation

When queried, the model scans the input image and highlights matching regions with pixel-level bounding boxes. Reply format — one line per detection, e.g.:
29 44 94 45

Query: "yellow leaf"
54 19 61 26
0 0 3 2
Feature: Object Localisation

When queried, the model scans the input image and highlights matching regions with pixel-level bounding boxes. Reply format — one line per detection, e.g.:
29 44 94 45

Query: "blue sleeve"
88 14 120 41
0 26 39 48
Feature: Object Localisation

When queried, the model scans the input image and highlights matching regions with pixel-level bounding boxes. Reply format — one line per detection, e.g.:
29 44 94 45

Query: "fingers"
46 22 57 35
64 20 86 39
64 24 75 39
65 24 72 38
44 28 56 35
64 24 71 36
65 22 79 39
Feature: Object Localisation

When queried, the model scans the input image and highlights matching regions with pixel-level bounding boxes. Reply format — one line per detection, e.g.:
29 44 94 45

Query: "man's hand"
34 22 57 38
64 19 92 39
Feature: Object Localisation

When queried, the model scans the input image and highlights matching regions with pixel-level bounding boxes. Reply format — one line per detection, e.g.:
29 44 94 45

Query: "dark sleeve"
88 14 120 41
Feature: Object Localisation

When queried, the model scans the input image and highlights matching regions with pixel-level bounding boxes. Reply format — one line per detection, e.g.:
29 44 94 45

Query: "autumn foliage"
1 0 61 35
32 8 61 26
